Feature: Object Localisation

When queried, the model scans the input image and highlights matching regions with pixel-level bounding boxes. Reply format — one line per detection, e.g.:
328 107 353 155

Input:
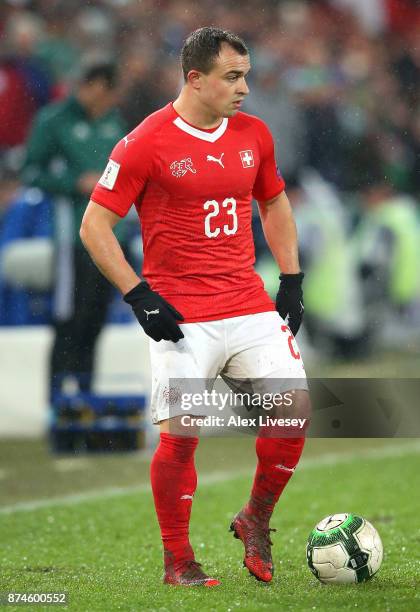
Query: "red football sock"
150 433 199 568
245 435 305 524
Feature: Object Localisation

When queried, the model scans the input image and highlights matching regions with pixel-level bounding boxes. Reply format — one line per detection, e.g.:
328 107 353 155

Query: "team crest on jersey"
170 157 196 178
239 150 254 168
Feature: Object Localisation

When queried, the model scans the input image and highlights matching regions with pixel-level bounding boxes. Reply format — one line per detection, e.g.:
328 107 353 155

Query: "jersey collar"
173 115 228 143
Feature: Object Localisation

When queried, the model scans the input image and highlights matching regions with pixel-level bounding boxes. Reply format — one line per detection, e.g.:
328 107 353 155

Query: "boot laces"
180 560 208 582
248 526 277 562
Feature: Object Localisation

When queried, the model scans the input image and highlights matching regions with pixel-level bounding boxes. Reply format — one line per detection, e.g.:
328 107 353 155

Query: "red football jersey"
91 102 285 323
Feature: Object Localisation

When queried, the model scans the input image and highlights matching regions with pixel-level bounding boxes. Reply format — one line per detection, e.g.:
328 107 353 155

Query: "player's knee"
294 389 312 426
276 388 311 429
159 414 201 437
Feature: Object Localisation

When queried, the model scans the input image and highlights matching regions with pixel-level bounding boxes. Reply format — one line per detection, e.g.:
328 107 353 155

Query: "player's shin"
150 433 199 568
246 389 310 523
246 435 305 524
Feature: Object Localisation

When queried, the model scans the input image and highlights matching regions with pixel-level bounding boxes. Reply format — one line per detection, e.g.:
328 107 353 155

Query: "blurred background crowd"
0 0 419 362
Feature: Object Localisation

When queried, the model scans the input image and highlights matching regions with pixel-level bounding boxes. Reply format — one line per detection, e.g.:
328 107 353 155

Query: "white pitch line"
54 458 91 473
1 441 420 516
299 439 420 468
0 470 248 515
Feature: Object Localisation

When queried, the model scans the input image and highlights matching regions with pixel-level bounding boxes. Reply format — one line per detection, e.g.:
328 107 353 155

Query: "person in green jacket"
21 61 127 398
354 177 419 346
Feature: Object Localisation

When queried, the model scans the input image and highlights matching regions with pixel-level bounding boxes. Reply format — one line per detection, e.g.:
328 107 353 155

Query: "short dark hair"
80 61 118 89
181 27 248 81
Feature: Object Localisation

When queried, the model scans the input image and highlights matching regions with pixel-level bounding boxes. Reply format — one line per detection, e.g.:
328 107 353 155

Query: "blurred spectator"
386 0 420 35
0 164 20 228
34 2 80 97
331 0 387 35
21 60 127 398
245 49 306 178
281 32 346 186
0 11 52 149
70 5 116 57
118 47 179 130
350 134 419 348
355 175 419 319
292 171 365 356
0 186 52 325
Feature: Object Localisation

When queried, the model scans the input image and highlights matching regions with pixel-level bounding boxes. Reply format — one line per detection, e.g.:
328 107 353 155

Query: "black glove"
123 281 184 342
275 272 304 336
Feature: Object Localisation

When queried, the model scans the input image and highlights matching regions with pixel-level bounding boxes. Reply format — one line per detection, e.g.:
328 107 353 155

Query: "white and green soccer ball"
307 513 383 584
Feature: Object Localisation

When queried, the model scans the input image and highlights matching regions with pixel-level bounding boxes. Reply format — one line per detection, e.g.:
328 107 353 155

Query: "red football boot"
230 510 276 582
163 559 221 587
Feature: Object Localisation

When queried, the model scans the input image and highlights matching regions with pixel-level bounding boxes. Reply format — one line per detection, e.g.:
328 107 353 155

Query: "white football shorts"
149 311 307 424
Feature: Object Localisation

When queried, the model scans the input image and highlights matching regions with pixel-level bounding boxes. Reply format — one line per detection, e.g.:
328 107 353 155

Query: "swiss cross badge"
239 150 254 168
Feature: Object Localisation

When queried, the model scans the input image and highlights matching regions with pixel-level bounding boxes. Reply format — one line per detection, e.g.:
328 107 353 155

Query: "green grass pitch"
1 438 419 611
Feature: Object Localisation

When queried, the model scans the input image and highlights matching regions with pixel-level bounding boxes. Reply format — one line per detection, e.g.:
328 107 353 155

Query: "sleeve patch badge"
98 159 120 190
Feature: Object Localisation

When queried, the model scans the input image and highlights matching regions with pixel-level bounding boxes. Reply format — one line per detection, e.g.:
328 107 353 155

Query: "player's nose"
237 77 249 96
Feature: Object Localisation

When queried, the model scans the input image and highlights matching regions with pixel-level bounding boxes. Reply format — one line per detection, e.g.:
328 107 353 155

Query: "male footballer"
80 27 310 586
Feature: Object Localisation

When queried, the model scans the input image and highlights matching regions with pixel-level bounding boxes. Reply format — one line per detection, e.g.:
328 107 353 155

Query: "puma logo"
144 308 159 320
123 135 135 147
206 153 224 168
275 463 295 473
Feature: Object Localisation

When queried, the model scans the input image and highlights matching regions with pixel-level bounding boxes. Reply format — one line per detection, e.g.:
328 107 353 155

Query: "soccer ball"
306 513 383 584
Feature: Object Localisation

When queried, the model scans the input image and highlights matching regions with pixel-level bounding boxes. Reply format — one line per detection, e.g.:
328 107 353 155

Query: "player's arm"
257 190 304 335
253 117 305 335
80 200 139 294
257 190 300 274
80 200 184 343
80 200 184 342
82 133 185 342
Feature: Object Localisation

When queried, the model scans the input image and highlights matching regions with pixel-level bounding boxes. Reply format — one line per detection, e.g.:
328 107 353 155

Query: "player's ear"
186 70 202 90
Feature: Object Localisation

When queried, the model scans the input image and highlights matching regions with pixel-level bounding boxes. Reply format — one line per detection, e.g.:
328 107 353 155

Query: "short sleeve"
252 120 285 202
90 131 152 217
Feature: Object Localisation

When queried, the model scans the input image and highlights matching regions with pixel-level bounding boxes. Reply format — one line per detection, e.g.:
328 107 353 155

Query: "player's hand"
123 281 184 342
275 272 304 336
